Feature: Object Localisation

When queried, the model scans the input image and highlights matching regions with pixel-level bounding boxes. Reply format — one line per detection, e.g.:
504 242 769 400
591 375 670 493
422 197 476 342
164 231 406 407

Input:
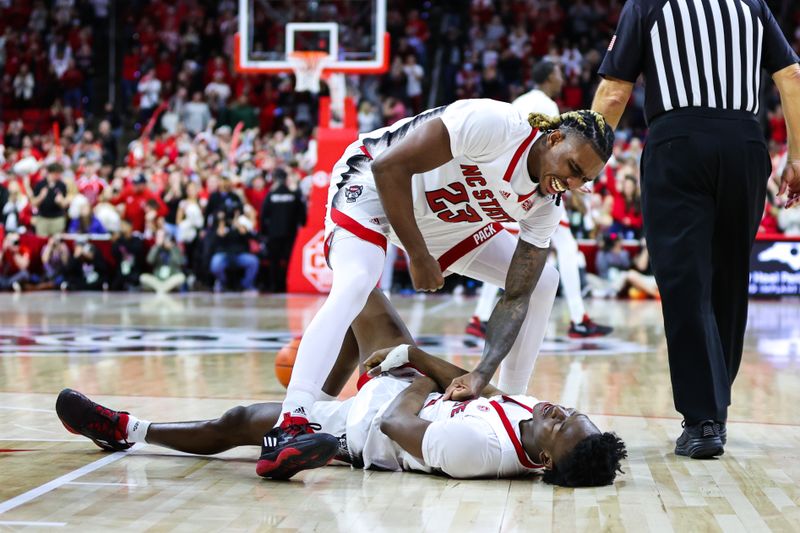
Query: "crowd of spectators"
0 0 798 295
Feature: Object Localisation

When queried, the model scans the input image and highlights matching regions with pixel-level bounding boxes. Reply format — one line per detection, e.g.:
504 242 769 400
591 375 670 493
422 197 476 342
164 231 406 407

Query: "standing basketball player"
467 60 613 339
260 98 614 479
592 0 800 457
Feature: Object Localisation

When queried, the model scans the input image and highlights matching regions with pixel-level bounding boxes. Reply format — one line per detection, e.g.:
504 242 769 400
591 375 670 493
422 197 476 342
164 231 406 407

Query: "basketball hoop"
288 51 332 93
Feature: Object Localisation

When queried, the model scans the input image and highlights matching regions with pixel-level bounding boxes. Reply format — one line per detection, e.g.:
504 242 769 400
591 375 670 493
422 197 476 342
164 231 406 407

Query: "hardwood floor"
0 292 798 531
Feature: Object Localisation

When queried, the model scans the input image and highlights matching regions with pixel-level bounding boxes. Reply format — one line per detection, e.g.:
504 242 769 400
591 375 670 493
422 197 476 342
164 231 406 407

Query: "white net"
288 51 332 94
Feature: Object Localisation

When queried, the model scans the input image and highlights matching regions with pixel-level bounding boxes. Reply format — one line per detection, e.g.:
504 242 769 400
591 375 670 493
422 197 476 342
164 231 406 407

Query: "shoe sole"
675 438 724 459
256 435 339 480
61 420 118 452
567 331 610 339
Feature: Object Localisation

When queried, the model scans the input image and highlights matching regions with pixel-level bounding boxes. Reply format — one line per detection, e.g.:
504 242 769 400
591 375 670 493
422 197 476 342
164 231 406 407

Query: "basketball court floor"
0 292 799 531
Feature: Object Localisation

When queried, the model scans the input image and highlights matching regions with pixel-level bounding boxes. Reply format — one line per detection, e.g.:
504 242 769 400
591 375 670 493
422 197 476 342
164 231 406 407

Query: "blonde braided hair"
528 110 614 161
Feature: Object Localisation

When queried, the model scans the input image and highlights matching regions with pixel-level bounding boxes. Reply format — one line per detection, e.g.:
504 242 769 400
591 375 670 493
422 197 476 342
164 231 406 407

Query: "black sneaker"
675 420 724 459
55 388 133 452
568 315 613 338
256 414 339 480
715 421 727 445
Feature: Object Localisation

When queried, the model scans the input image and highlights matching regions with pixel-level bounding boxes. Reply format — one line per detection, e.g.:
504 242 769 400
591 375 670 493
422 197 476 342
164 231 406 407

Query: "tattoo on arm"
475 240 549 379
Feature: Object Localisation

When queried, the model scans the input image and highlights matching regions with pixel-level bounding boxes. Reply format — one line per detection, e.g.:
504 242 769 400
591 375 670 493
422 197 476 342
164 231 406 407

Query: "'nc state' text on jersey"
460 165 516 223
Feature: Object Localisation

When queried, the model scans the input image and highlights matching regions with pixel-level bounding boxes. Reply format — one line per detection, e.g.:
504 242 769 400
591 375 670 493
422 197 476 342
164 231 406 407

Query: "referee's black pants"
640 109 770 425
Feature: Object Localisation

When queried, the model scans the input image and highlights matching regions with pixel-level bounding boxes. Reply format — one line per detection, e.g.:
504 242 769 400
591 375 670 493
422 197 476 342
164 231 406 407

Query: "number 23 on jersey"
425 182 483 223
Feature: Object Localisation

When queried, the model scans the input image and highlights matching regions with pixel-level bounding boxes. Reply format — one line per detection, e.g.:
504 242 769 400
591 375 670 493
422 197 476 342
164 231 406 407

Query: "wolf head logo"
344 185 363 203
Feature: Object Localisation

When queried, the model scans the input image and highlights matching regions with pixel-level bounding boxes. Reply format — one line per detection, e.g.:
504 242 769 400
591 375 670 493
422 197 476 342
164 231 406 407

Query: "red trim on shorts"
359 145 373 160
559 220 570 228
502 128 538 184
329 208 388 257
489 400 542 469
437 222 504 271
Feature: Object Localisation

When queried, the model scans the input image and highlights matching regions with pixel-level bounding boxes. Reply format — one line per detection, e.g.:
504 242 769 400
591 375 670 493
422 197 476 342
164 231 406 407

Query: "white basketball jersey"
408 393 544 478
352 99 561 248
511 88 560 118
346 375 543 479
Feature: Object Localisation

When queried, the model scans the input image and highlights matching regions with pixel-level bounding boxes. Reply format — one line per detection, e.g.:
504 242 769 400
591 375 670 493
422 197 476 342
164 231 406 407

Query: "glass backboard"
236 0 388 74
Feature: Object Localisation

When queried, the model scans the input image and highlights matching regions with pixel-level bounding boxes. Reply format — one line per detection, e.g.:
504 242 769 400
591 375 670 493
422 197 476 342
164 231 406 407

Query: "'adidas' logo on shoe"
263 435 279 447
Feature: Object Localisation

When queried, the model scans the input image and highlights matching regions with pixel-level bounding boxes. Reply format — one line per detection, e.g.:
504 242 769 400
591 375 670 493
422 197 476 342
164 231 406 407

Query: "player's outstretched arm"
365 345 502 397
591 77 633 130
445 239 549 400
371 118 454 292
379 376 438 459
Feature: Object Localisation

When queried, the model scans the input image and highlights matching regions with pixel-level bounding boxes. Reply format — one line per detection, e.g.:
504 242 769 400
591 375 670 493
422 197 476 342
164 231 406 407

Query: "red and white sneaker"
55 388 133 452
465 316 487 338
568 315 614 338
256 412 339 480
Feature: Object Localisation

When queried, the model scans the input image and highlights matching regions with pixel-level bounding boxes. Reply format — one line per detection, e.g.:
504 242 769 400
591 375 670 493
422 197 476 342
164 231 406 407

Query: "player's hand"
443 371 488 401
779 160 800 209
409 253 444 292
365 344 410 377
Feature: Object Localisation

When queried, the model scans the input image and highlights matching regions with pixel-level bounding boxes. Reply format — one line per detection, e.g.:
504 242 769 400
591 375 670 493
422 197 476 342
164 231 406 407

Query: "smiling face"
532 130 606 197
523 401 600 468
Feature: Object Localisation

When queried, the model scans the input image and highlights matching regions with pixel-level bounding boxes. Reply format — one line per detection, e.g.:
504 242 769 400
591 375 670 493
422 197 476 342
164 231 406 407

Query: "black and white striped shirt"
599 0 799 123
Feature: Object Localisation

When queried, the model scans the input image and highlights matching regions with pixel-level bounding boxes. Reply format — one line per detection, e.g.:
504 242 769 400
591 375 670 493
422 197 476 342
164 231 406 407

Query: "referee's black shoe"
715 421 727 446
675 420 724 459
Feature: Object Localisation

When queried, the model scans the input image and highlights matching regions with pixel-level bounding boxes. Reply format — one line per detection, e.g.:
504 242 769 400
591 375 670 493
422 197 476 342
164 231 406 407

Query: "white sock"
126 415 151 443
318 391 337 401
276 390 317 426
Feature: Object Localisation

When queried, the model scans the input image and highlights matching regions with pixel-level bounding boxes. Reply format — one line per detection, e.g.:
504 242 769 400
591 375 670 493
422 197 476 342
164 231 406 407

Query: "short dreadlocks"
529 110 615 162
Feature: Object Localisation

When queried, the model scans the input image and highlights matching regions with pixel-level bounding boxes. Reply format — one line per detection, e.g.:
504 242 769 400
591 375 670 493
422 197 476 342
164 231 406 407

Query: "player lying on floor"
56 289 626 487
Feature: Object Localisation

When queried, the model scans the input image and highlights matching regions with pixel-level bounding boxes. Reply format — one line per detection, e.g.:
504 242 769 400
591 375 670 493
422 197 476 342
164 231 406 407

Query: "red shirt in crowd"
1 245 30 275
245 185 268 229
155 58 174 83
111 185 168 232
122 52 141 82
769 114 787 144
76 174 107 205
759 203 780 234
611 195 644 231
602 167 644 232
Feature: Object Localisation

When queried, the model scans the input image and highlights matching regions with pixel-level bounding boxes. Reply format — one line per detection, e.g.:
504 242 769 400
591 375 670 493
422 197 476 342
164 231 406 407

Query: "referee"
592 0 800 458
